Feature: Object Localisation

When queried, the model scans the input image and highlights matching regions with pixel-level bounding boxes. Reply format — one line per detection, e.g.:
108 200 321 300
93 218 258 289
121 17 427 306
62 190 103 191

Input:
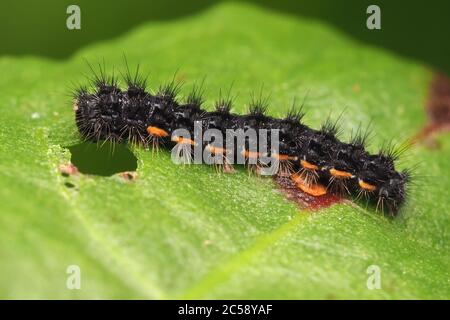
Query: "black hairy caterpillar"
73 63 412 215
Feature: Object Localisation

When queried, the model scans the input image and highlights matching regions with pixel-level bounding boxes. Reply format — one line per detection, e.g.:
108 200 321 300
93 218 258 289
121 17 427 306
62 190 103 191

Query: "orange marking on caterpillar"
171 136 197 146
330 168 353 178
300 160 319 170
241 149 261 159
206 145 228 154
275 176 342 211
358 179 377 191
291 173 327 196
147 126 169 137
272 153 298 161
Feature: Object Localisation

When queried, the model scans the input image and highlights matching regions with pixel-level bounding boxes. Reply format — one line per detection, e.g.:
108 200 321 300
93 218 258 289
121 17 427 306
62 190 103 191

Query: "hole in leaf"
66 142 138 177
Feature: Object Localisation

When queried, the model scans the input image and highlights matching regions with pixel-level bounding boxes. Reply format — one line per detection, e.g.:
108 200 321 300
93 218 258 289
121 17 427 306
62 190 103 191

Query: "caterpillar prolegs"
73 64 411 215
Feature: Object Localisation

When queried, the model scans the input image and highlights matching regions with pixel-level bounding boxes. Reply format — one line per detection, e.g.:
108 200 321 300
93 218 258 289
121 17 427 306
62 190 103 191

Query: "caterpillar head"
376 170 410 215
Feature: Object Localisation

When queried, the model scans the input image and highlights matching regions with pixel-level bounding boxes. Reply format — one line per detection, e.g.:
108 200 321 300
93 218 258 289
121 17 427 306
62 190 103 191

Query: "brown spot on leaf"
275 175 342 211
415 73 450 143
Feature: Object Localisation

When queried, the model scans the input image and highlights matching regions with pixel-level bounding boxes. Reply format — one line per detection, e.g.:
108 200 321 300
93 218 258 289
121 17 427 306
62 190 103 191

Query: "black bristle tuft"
379 140 411 163
122 61 148 94
186 81 205 107
402 168 414 184
214 87 234 113
350 124 372 149
71 85 89 100
215 97 233 113
248 91 269 116
320 116 341 138
157 79 182 101
85 60 119 92
285 98 305 123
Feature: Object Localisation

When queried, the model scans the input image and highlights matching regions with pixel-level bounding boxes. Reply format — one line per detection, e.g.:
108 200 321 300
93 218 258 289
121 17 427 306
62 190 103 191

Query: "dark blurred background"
1 0 449 75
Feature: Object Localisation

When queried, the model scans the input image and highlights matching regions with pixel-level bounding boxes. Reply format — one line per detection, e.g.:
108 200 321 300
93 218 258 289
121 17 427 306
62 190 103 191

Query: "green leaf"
0 2 448 299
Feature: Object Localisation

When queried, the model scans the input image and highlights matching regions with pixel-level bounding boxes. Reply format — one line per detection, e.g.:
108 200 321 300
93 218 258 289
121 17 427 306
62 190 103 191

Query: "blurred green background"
1 0 449 299
1 0 450 75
